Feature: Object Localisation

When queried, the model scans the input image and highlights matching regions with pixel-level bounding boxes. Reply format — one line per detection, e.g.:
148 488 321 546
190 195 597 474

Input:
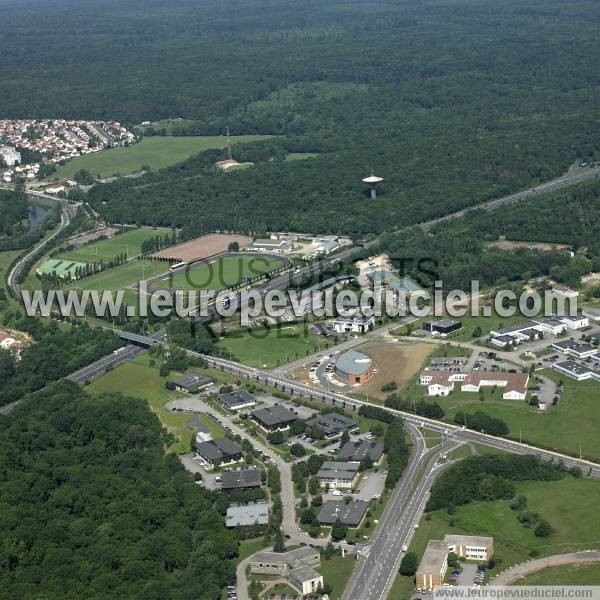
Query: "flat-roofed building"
423 318 462 336
251 404 298 431
318 499 368 527
416 535 494 591
305 412 358 438
172 373 214 393
552 360 600 382
551 339 598 359
218 390 257 411
416 540 449 591
317 461 360 489
338 440 384 464
330 314 375 334
226 503 269 527
582 307 600 321
444 534 494 561
221 468 262 491
249 547 323 595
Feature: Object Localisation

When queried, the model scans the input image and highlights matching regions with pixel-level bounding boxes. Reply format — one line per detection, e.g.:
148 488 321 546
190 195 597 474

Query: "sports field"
153 255 284 291
152 233 252 263
45 135 273 180
56 228 163 263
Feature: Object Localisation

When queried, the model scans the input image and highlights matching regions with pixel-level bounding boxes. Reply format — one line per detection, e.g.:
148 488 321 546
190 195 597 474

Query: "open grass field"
219 322 322 368
284 152 319 161
514 563 600 585
152 233 252 263
359 342 435 400
46 135 273 180
153 254 283 292
316 553 357 600
56 228 162 262
86 359 196 454
401 368 600 462
28 260 169 294
390 475 600 597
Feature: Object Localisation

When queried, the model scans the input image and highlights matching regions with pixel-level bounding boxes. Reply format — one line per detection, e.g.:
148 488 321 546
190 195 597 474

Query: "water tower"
362 172 383 199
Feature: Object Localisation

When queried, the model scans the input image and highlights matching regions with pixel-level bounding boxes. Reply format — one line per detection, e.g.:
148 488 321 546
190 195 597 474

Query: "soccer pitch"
56 228 163 263
152 255 284 291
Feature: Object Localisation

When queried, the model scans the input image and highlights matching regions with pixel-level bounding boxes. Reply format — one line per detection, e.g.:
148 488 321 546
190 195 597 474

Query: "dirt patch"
360 343 435 399
152 233 252 263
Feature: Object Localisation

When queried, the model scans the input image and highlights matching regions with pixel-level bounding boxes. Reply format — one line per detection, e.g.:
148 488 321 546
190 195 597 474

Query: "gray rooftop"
305 412 358 436
226 503 269 527
317 461 360 481
491 320 540 336
418 540 449 574
318 499 369 526
553 339 596 353
335 350 373 376
251 404 298 427
553 360 594 376
219 390 257 409
251 546 319 567
173 373 214 390
425 318 462 329
194 437 242 461
221 468 262 490
338 440 384 463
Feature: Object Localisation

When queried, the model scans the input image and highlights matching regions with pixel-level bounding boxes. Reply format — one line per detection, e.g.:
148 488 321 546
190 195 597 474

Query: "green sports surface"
56 228 164 263
151 255 284 291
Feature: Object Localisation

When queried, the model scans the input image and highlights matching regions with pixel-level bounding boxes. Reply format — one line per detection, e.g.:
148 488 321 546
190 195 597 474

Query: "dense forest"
1 0 597 234
0 189 28 237
0 381 237 599
376 180 600 290
426 454 568 511
0 319 122 407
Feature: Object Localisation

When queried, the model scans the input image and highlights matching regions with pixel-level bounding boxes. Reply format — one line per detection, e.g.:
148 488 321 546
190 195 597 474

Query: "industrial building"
338 440 384 464
251 404 298 431
317 461 360 489
172 373 214 393
305 412 358 438
334 350 374 384
193 437 243 466
423 319 463 336
218 390 257 411
220 468 262 491
318 499 369 527
249 547 323 596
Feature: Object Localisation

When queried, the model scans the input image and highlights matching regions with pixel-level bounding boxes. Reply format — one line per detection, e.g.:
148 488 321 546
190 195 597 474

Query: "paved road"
7 200 78 296
342 423 426 599
420 165 600 231
343 437 460 600
490 551 600 585
192 351 600 476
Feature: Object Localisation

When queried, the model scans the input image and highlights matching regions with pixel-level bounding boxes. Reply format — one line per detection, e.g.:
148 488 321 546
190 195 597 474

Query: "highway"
420 165 600 231
7 200 78 296
343 439 461 600
191 352 600 476
341 423 427 599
